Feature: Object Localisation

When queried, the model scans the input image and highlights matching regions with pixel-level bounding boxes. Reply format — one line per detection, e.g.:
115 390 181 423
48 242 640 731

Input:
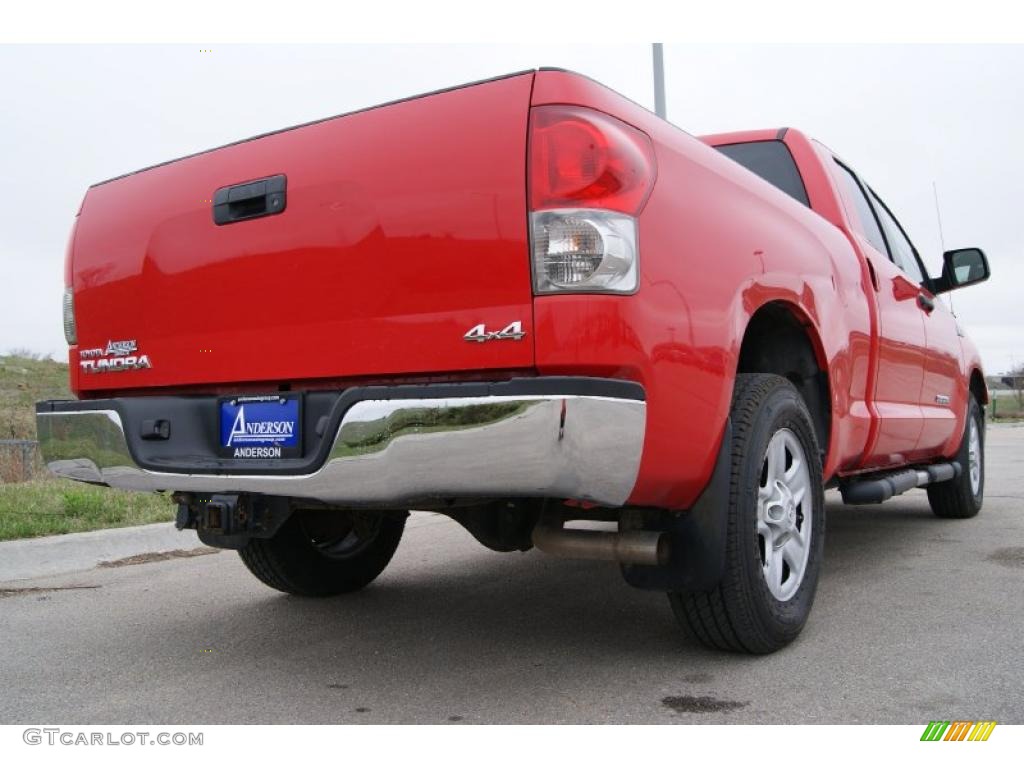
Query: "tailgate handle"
212 174 287 225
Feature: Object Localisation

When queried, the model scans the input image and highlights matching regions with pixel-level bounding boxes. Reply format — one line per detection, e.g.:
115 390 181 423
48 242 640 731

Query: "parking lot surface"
1 426 1022 724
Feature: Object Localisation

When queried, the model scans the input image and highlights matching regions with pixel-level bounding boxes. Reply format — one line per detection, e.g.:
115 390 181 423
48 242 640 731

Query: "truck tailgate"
70 72 536 393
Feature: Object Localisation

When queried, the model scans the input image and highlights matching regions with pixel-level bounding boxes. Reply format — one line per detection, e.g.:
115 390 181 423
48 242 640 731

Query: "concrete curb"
0 522 200 583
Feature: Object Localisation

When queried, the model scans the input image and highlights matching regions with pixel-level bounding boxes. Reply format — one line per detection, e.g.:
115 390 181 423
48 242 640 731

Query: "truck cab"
701 127 989 472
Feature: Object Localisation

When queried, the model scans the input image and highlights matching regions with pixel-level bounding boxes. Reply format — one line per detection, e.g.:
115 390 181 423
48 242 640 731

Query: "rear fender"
621 419 732 591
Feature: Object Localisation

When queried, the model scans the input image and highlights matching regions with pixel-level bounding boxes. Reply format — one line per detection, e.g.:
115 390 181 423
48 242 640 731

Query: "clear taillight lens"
62 288 76 345
531 209 638 294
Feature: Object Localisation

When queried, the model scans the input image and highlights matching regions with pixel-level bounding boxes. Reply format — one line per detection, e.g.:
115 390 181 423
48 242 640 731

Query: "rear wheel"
239 510 407 596
927 395 984 519
668 374 825 653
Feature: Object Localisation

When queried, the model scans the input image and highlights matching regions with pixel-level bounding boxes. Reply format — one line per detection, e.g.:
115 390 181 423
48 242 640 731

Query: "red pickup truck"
37 69 991 653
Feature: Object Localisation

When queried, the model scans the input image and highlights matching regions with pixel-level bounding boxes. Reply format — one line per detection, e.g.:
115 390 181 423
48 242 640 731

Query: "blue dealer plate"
219 395 301 459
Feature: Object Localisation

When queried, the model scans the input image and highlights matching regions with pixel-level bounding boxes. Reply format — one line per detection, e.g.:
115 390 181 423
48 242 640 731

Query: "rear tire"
668 374 825 654
239 510 406 596
927 395 984 519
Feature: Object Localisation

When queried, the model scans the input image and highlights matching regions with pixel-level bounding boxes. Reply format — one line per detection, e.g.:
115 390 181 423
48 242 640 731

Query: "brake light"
529 105 656 214
529 106 654 294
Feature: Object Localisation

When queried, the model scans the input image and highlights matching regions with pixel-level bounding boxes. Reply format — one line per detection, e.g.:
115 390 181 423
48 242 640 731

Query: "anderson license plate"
219 395 301 459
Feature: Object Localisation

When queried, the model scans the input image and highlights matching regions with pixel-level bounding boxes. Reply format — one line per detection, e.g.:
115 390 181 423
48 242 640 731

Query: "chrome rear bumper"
36 383 646 508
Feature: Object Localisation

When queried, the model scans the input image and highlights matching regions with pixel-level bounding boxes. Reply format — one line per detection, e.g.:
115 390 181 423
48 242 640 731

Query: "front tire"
668 374 826 654
239 510 407 596
927 395 984 519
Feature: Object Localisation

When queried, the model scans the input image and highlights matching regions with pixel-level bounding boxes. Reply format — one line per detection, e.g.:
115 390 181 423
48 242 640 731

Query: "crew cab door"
831 161 928 466
866 188 963 454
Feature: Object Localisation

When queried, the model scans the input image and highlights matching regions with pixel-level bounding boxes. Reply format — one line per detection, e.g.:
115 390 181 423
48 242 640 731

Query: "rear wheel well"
969 368 988 406
737 303 830 459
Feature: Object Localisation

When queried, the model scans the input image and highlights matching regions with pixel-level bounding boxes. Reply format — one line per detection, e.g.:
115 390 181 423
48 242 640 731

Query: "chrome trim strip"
37 395 646 507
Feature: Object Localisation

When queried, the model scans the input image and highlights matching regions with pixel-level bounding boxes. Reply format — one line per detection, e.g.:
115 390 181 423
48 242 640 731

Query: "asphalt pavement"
1 425 1022 724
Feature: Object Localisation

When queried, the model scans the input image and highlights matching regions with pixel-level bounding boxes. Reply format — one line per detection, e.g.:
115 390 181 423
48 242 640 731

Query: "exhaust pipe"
532 518 669 566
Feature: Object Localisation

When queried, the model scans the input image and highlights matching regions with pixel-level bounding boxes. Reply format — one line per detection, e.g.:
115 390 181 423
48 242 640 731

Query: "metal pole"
652 43 666 119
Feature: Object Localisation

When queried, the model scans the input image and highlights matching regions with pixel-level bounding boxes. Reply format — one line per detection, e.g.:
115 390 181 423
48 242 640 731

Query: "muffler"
531 518 669 566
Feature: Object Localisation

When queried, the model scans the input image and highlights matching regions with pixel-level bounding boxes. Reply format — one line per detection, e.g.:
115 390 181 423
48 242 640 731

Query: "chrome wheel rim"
757 428 812 602
968 416 982 497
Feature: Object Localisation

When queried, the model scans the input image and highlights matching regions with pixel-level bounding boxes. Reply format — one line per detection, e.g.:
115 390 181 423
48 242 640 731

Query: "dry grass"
0 353 176 539
0 353 72 440
0 477 175 540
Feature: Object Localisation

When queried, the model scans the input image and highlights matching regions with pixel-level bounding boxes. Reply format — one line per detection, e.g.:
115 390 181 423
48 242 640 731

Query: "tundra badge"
79 339 152 373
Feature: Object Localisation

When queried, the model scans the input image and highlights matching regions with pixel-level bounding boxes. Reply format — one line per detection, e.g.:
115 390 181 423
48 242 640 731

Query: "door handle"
865 258 880 291
212 174 287 225
917 292 936 313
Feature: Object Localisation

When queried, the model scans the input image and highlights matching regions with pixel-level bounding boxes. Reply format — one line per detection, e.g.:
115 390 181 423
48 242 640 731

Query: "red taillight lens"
529 105 656 214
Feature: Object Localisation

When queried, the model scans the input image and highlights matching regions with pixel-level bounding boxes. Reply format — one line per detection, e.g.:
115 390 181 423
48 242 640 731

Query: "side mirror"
932 248 990 294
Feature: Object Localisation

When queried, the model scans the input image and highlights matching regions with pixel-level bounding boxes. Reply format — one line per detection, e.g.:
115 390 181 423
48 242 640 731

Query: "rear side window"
833 162 888 256
715 140 810 206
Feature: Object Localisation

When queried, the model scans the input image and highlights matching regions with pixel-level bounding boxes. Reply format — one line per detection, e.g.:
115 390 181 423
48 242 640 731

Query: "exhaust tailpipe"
532 518 669 566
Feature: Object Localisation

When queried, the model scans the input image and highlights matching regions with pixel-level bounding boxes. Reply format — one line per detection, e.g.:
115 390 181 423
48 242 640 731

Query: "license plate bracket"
218 394 302 459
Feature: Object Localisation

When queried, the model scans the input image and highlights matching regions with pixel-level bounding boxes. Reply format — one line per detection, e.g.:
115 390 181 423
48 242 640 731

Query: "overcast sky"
1 44 1020 373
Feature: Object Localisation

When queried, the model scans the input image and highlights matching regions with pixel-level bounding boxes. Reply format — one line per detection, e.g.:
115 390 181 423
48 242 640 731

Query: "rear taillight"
529 105 655 294
62 287 76 346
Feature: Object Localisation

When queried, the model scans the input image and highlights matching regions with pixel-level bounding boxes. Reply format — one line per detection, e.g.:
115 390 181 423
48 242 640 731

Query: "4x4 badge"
464 321 526 343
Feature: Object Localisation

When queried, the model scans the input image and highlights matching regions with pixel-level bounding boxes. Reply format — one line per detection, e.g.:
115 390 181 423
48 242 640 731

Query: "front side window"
833 161 888 256
869 190 927 284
